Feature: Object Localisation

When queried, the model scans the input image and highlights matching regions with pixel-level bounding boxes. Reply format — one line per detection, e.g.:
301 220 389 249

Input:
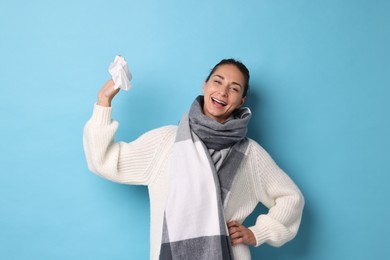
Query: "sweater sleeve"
247 141 305 247
83 104 176 185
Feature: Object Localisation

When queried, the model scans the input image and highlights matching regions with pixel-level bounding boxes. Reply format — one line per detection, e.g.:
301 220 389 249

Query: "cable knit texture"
83 104 305 260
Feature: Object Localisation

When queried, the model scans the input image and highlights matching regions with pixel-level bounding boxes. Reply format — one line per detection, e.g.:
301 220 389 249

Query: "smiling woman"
83 58 305 260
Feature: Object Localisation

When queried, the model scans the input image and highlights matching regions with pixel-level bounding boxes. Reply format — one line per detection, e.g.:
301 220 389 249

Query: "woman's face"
202 64 247 123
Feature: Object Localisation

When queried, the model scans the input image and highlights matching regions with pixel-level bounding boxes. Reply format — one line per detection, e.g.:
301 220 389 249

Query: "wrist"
97 99 111 107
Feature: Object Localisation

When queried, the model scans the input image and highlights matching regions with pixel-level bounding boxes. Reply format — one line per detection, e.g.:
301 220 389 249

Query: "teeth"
212 97 227 105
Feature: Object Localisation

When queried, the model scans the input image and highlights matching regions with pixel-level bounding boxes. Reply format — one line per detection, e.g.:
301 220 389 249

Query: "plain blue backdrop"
1 0 389 259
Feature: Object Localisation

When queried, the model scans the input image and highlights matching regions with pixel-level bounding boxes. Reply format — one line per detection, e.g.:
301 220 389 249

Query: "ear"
240 96 247 107
202 81 207 94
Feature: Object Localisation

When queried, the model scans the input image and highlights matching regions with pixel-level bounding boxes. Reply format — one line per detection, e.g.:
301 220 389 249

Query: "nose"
219 84 229 97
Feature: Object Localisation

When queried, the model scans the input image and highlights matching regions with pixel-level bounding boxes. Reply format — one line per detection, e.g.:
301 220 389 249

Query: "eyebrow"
213 74 243 89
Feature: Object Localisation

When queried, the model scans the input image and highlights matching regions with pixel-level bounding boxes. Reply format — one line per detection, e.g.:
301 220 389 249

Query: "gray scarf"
189 96 251 150
159 96 251 260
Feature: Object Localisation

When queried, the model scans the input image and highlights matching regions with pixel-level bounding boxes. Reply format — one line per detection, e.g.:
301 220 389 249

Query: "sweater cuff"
90 103 113 126
248 224 271 247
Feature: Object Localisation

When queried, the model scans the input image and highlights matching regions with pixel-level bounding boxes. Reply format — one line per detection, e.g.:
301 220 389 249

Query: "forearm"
249 189 304 247
83 104 123 181
248 142 305 247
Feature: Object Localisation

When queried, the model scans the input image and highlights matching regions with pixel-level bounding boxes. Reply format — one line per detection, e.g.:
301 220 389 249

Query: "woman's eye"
231 87 239 92
214 80 222 84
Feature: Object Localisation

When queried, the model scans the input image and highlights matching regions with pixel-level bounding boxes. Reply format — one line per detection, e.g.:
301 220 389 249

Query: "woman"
83 59 304 260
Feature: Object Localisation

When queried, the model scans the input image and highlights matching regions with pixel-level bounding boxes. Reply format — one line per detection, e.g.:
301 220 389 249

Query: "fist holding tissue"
109 55 132 91
96 55 132 107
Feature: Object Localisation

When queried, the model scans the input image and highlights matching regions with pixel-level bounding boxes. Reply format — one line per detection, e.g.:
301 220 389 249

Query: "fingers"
227 220 240 228
229 227 244 246
228 227 243 240
227 221 256 247
231 237 244 246
227 221 243 246
107 79 115 85
103 79 120 97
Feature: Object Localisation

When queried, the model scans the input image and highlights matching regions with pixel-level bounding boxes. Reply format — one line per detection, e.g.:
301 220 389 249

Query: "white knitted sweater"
83 104 304 260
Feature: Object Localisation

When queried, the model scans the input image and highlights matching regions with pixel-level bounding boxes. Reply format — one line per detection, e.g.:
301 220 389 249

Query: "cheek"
204 88 215 97
232 97 243 107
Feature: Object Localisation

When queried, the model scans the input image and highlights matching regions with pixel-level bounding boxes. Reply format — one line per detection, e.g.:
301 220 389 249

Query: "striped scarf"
159 96 251 260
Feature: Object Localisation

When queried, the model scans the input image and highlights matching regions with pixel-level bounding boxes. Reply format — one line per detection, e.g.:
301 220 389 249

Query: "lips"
211 97 227 106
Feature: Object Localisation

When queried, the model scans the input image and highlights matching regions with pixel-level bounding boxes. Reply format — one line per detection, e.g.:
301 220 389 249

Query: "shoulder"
246 138 268 155
244 138 280 169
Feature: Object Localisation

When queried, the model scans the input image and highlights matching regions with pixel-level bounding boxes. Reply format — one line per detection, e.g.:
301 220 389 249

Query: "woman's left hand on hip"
227 220 256 246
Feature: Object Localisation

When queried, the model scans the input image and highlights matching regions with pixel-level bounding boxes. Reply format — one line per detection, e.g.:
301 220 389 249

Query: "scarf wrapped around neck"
159 96 251 260
189 96 251 150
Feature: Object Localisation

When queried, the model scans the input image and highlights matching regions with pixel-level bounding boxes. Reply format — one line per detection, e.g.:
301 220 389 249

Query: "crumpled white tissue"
108 55 132 91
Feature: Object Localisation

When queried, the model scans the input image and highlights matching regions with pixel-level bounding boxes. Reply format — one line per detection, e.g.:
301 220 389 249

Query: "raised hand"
97 79 120 107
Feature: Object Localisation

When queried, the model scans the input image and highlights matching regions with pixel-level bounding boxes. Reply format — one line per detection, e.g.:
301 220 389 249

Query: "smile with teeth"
211 97 227 106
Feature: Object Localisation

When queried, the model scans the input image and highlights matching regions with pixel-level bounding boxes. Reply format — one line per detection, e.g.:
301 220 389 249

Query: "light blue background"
1 0 389 259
